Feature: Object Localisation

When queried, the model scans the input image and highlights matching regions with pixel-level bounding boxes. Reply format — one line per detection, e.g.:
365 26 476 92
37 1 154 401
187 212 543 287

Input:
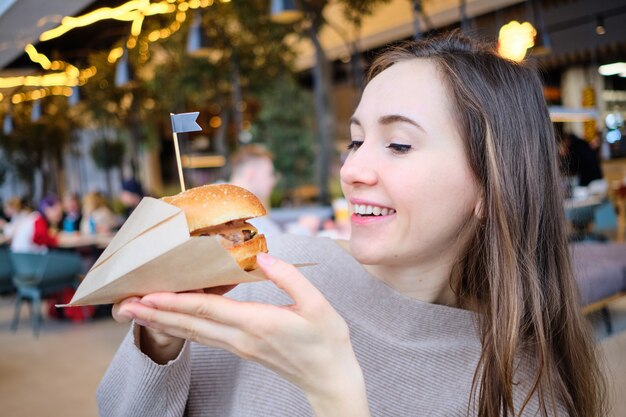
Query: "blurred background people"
11 195 62 253
61 193 83 233
81 191 118 235
0 199 7 224
285 214 321 236
228 145 282 235
119 178 144 219
560 133 603 187
1 196 31 241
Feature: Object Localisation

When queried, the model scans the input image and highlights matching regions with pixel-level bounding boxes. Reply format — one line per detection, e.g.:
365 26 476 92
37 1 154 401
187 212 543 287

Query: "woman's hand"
115 253 369 417
113 285 236 364
113 296 185 364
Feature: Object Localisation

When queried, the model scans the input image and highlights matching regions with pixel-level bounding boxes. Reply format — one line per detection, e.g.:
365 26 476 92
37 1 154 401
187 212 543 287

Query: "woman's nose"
340 152 378 187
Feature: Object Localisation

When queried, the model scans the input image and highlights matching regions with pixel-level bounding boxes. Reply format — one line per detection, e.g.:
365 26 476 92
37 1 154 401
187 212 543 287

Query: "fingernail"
257 252 276 266
134 319 149 327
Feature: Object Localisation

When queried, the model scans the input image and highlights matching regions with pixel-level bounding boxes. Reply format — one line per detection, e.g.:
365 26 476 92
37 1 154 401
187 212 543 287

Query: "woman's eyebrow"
350 115 425 133
379 114 425 132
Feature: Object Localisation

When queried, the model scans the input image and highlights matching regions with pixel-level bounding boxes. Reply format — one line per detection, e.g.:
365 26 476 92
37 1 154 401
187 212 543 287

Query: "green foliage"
144 0 296 125
90 138 126 171
250 75 315 196
0 95 78 194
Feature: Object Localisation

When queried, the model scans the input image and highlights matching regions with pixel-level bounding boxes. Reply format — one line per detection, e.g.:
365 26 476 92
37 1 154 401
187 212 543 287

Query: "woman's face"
340 59 481 269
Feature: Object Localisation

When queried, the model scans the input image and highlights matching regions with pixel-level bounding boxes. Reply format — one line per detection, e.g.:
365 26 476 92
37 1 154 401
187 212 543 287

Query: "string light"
39 1 177 42
11 86 73 104
1 0 228 104
24 44 52 69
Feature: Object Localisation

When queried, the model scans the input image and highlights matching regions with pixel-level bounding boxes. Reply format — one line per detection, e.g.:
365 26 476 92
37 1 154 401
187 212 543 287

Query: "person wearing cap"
119 178 145 219
61 193 83 233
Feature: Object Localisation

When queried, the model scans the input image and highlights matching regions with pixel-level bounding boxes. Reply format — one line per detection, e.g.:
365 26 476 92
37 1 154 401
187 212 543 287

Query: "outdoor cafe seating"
0 247 13 294
564 179 620 242
564 179 626 333
10 251 82 337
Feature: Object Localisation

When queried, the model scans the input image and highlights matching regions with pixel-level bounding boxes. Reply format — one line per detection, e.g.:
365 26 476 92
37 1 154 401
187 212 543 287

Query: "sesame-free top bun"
161 184 266 233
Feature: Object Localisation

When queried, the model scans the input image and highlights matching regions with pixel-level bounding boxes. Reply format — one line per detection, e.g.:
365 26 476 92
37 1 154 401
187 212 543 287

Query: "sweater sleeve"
96 323 192 417
32 216 58 248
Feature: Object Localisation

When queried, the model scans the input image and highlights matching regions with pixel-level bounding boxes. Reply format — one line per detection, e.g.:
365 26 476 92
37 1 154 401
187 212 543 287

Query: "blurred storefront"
0 0 625 202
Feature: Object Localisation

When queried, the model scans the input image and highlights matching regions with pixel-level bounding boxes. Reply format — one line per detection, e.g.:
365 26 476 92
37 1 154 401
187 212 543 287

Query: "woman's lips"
348 198 396 225
350 211 396 225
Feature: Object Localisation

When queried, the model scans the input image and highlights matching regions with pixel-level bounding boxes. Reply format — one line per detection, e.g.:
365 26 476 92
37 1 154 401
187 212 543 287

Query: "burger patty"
191 220 257 248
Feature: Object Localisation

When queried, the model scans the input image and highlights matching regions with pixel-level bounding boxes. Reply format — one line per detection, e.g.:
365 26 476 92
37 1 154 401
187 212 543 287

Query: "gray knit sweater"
97 234 549 416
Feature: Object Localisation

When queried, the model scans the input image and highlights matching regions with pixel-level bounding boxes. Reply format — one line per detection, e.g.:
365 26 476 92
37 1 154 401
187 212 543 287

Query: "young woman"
1 196 31 241
80 191 118 235
98 33 605 416
10 196 62 253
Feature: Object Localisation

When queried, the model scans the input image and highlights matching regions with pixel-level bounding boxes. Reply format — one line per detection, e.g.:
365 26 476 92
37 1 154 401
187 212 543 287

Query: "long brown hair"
368 32 606 417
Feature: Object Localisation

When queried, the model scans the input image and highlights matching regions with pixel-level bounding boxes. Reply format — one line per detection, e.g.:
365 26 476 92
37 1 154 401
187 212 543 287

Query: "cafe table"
57 232 114 250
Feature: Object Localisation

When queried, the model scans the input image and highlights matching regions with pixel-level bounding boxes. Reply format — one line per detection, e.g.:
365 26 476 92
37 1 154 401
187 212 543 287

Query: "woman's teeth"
352 204 396 216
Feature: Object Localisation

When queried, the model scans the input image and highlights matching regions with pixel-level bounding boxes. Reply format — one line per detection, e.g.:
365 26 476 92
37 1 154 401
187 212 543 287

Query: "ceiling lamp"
115 48 132 87
595 15 606 35
531 28 552 56
270 0 302 24
529 0 551 56
598 62 626 76
186 12 211 57
31 100 42 122
3 114 12 135
68 86 80 106
498 21 536 62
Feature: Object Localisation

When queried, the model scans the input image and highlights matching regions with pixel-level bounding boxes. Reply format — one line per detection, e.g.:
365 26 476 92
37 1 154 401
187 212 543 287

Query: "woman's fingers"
256 253 327 313
140 254 326 329
140 292 262 328
122 299 241 351
112 296 142 323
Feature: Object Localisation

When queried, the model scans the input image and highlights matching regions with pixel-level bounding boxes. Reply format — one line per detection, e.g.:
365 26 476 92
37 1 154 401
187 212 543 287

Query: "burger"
161 184 268 271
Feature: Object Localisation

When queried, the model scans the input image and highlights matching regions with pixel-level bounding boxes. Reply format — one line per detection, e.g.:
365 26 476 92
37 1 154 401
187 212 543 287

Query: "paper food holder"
61 197 269 307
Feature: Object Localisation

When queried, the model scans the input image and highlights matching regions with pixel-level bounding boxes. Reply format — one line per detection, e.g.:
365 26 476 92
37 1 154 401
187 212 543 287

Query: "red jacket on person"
10 211 58 253
32 214 58 248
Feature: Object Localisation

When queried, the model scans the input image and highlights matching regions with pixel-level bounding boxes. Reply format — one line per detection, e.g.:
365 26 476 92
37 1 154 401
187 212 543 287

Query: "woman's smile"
350 198 397 225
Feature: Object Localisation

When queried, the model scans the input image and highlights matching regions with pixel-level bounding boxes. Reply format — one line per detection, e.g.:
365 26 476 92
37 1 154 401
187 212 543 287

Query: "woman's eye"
347 140 363 151
386 143 412 154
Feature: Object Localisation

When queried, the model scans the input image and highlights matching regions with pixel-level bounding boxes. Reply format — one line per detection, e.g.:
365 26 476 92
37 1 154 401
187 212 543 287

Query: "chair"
10 251 82 337
0 247 14 294
591 201 619 241
571 242 626 334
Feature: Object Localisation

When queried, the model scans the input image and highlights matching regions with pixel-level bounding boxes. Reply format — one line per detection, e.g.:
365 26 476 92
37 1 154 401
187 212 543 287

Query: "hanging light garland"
0 0 226 104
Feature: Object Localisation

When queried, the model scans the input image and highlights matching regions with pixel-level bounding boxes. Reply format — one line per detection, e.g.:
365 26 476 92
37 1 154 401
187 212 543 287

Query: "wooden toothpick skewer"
172 129 186 192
